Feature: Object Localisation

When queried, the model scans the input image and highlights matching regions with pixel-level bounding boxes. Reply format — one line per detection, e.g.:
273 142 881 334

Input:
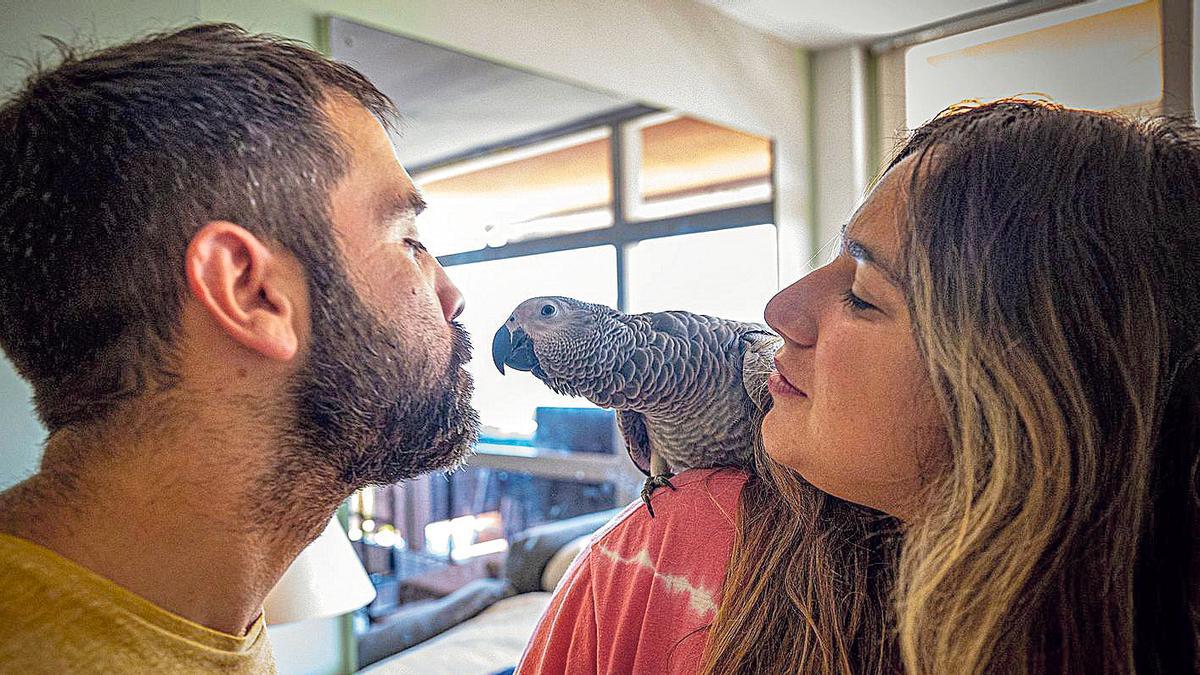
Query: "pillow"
540 533 593 592
505 508 620 594
357 578 514 669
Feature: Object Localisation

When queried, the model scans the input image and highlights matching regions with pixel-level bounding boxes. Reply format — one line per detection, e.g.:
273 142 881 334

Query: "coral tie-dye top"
517 468 747 675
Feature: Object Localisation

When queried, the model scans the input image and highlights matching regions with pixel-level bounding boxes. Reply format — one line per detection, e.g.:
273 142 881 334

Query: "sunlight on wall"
906 0 1162 126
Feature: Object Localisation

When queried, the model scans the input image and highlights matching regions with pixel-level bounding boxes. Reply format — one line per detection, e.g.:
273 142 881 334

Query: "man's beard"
280 261 480 492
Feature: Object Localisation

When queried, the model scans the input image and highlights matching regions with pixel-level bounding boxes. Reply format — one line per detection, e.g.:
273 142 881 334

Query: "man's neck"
0 421 345 635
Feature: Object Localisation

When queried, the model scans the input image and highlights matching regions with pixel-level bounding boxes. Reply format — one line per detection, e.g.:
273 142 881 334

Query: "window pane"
631 115 773 221
439 467 617 547
415 129 613 256
905 0 1162 127
348 464 621 619
447 246 618 439
626 225 779 324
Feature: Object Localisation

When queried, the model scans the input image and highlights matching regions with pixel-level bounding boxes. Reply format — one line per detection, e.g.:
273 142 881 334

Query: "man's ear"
185 221 300 361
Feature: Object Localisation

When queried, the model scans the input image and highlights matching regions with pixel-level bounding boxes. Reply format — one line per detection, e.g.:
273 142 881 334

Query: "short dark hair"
0 23 397 430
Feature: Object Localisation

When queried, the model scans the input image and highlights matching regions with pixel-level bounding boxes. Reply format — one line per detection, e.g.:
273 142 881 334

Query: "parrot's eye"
540 304 556 317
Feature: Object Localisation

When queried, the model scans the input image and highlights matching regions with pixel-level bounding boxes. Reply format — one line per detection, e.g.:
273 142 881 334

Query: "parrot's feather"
741 330 781 413
617 409 652 476
647 311 690 336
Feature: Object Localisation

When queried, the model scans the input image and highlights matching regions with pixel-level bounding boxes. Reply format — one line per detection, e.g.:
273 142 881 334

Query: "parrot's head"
492 296 624 390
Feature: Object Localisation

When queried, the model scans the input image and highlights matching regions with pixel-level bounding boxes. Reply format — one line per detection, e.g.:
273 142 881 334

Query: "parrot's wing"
617 409 652 476
647 311 690 336
741 329 782 412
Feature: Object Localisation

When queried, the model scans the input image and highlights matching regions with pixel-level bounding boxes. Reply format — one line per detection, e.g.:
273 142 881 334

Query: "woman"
521 100 1200 674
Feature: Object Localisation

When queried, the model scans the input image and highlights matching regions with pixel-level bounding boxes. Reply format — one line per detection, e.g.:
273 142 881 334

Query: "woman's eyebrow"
842 236 903 289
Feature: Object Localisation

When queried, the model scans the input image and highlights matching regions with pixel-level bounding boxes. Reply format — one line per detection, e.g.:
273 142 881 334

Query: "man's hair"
0 23 397 430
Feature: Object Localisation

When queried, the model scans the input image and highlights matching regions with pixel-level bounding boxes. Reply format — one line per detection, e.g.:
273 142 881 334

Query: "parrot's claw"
640 472 677 518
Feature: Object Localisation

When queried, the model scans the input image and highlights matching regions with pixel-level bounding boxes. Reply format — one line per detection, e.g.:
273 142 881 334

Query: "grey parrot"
491 296 781 517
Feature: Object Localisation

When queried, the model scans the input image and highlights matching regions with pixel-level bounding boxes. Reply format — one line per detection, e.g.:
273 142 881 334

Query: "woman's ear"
185 221 299 361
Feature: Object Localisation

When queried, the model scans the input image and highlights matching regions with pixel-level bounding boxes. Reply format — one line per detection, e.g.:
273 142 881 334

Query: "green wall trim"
863 51 883 185
336 501 357 673
803 48 820 270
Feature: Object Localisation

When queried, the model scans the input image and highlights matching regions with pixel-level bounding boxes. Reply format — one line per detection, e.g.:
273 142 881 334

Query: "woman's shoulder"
596 467 747 541
584 467 747 582
519 469 748 674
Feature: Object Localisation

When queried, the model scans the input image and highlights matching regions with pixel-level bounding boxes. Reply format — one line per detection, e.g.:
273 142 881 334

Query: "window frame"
415 104 776 481
423 105 777 315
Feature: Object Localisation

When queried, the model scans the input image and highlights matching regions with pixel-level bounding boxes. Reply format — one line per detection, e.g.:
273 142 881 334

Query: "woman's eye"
840 289 876 313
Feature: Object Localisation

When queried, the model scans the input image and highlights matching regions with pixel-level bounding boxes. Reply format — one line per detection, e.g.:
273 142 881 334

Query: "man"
0 23 479 672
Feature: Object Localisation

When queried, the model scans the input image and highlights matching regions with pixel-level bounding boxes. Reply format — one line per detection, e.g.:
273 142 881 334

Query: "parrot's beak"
492 325 511 374
492 325 538 374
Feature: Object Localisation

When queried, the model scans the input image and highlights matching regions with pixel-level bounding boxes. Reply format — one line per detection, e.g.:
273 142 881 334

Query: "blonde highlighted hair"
703 100 1200 674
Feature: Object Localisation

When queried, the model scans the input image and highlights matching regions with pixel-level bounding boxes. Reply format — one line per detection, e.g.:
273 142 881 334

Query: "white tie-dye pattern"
594 542 719 618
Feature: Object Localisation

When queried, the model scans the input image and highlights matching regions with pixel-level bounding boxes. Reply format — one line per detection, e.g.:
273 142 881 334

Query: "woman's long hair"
702 405 903 674
702 100 1200 674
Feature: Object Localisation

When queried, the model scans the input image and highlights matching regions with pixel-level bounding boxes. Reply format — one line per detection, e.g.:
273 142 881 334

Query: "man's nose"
436 267 465 322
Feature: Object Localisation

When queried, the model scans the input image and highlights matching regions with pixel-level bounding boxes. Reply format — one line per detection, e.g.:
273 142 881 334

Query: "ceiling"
695 0 1017 48
329 18 637 169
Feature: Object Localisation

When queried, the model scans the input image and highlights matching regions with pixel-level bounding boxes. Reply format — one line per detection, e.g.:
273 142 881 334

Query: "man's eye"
404 238 428 255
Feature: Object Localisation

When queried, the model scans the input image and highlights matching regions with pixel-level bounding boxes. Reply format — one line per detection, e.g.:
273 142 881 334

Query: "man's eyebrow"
409 191 427 216
379 190 427 223
841 235 903 289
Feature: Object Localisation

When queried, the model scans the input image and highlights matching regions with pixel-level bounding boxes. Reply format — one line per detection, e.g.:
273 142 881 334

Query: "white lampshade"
263 516 377 625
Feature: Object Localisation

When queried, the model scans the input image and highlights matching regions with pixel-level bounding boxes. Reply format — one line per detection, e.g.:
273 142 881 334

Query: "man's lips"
769 359 807 398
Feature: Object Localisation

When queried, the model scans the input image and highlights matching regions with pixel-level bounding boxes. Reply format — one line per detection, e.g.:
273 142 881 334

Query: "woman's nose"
765 272 821 347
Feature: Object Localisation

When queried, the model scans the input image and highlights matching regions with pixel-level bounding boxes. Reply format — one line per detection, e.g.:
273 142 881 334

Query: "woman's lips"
768 371 806 398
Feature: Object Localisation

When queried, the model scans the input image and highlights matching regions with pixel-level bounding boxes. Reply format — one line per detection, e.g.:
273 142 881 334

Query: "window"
626 224 778 323
418 129 614 256
429 112 777 444
450 246 617 438
630 114 773 221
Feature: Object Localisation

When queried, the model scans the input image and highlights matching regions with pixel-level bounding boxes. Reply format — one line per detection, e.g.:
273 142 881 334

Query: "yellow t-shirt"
0 533 277 673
